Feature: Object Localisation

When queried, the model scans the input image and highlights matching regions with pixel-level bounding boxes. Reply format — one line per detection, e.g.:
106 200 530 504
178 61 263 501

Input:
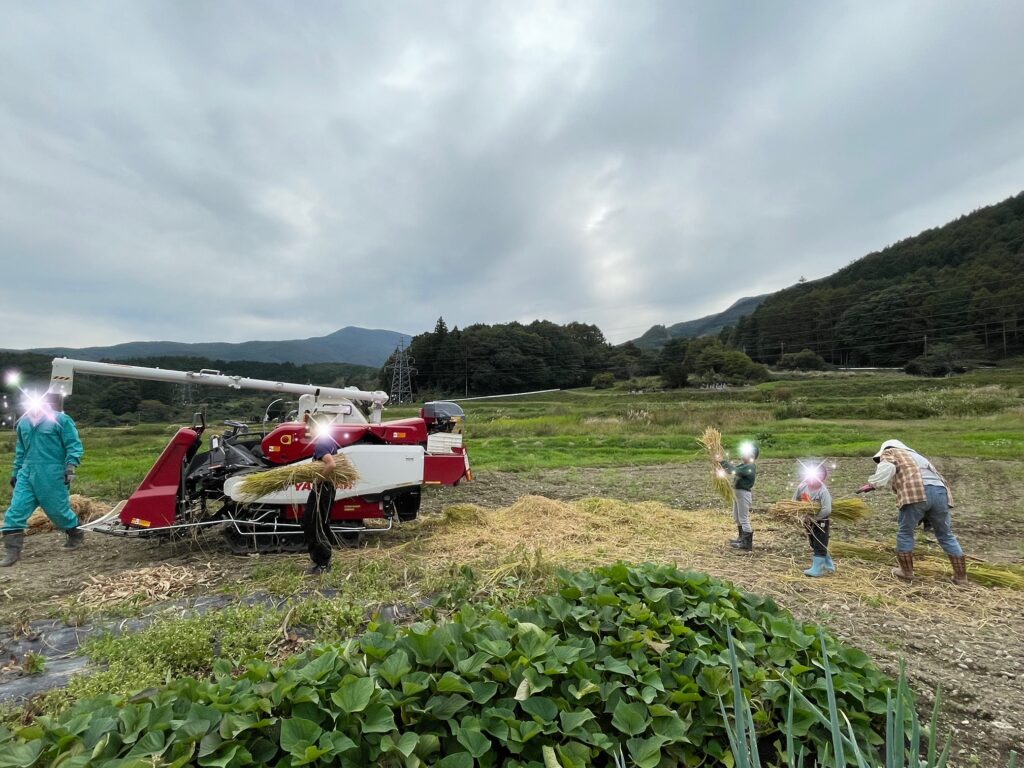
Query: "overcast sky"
2 1 1024 348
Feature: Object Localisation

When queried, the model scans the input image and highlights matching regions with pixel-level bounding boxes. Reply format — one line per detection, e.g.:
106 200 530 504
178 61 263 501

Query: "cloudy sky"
2 1 1024 348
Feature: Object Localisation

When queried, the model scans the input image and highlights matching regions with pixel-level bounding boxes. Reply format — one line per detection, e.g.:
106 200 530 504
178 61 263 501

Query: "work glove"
64 465 76 486
8 476 14 490
854 483 875 495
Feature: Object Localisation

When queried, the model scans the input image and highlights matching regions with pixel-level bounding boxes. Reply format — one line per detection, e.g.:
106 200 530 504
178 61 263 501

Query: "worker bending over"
2 392 85 567
856 439 967 585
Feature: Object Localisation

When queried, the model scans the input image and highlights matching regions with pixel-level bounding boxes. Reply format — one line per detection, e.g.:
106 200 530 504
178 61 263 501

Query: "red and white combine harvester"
49 359 471 553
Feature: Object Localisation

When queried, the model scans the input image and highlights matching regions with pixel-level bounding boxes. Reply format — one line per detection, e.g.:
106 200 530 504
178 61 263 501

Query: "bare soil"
1 458 1022 763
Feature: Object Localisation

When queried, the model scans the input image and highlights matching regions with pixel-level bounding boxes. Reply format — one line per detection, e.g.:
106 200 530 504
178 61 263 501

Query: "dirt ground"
1 458 1022 763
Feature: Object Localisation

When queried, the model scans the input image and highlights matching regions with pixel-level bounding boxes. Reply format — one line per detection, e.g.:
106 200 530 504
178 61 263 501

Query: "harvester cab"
49 358 472 553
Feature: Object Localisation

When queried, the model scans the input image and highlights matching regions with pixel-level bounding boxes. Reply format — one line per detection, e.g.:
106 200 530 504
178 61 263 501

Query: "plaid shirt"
879 448 954 508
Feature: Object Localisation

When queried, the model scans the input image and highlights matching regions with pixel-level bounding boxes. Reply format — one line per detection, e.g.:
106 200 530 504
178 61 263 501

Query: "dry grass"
831 540 1024 590
238 456 360 499
69 565 224 610
766 497 871 524
27 495 110 536
697 426 735 503
335 496 1024 631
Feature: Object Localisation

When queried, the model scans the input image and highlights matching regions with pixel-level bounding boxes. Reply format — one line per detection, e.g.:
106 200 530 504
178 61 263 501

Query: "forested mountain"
633 294 769 349
724 192 1024 366
25 326 410 368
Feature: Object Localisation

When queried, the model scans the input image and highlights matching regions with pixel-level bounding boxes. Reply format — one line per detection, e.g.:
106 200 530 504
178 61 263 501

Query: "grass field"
1 365 1023 764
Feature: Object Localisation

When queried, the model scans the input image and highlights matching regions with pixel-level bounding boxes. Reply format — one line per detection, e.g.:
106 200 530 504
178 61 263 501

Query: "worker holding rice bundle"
794 463 835 577
305 427 342 576
721 442 758 551
856 439 967 585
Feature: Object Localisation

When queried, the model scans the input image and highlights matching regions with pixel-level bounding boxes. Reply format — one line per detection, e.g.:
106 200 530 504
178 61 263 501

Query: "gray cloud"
1 1 1023 348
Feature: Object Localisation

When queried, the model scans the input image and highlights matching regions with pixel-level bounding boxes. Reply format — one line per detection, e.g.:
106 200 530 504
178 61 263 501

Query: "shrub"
0 564 899 767
590 372 616 390
777 349 828 371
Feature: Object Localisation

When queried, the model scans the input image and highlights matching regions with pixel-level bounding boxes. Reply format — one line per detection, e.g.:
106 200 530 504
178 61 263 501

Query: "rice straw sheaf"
767 497 871 523
26 495 110 535
238 456 360 500
697 426 735 503
831 539 1024 590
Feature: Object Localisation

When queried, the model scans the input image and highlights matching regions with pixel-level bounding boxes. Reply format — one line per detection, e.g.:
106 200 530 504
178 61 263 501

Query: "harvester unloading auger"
48 358 471 553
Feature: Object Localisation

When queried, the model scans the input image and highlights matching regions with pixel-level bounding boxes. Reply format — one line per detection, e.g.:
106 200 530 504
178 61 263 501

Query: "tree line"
380 318 769 399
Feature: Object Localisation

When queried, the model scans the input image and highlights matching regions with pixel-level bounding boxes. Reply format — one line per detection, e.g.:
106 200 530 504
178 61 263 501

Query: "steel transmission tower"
388 341 416 404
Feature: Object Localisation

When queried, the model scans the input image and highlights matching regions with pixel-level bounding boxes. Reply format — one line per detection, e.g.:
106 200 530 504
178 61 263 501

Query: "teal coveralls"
2 413 84 531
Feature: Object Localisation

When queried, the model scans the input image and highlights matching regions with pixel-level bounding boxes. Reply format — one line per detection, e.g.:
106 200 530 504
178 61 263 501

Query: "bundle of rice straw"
697 426 735 503
238 456 360 500
767 497 870 523
26 495 110 535
831 540 1024 590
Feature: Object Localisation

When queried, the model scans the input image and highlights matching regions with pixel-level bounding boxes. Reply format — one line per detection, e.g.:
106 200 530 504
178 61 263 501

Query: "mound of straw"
238 456 360 500
70 564 223 610
767 497 870 523
26 495 110 535
697 426 735 503
831 540 1024 590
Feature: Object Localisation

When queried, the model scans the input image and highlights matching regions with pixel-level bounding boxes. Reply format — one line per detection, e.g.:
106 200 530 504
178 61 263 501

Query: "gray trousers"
733 490 753 533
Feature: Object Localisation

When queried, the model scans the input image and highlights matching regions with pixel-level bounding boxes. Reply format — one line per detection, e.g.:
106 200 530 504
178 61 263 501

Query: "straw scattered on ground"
341 495 1024 630
830 539 1024 590
26 495 110 536
697 426 735 503
69 564 224 610
238 456 360 499
766 497 871 524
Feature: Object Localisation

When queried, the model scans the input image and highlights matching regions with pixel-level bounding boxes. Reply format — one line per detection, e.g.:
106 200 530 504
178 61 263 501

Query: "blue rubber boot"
823 554 836 572
803 556 828 577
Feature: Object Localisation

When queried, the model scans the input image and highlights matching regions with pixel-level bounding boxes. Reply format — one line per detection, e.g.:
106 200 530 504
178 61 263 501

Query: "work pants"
897 485 963 556
304 482 335 566
2 464 79 532
733 490 753 533
804 517 830 557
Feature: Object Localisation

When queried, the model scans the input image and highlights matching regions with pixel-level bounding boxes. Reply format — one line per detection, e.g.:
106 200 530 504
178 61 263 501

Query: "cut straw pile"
831 540 1024 590
238 456 360 500
767 497 871 523
70 564 223 610
697 426 735 503
26 495 110 535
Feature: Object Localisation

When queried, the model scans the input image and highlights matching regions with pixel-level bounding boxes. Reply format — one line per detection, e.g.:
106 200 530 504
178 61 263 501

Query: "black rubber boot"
64 527 85 550
730 531 753 551
1 530 25 567
728 526 743 546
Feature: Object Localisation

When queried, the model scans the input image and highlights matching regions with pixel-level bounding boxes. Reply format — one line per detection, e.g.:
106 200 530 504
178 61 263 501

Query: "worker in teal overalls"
1 391 85 567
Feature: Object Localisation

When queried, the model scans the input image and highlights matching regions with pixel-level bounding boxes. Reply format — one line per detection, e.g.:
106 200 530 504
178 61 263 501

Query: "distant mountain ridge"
632 294 769 349
27 326 411 367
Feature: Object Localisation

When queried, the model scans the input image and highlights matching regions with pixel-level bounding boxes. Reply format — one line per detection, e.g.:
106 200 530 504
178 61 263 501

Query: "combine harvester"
47 358 471 553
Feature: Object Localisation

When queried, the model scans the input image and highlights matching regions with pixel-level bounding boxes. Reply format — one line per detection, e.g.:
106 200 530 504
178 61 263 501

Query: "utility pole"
923 335 928 355
388 341 415 405
1003 321 1008 357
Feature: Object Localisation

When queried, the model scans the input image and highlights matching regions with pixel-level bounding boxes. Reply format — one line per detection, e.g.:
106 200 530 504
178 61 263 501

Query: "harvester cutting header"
47 358 471 552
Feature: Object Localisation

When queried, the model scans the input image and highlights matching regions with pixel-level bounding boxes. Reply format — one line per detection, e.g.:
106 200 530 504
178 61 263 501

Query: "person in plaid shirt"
856 439 967 585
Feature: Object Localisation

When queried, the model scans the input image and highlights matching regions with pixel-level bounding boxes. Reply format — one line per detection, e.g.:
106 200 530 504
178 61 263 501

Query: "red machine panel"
120 427 200 529
261 423 371 465
281 497 385 521
424 451 472 486
368 418 428 445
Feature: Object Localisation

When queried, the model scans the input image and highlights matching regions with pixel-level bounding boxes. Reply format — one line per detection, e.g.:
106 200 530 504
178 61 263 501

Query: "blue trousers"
2 465 80 532
896 485 962 556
